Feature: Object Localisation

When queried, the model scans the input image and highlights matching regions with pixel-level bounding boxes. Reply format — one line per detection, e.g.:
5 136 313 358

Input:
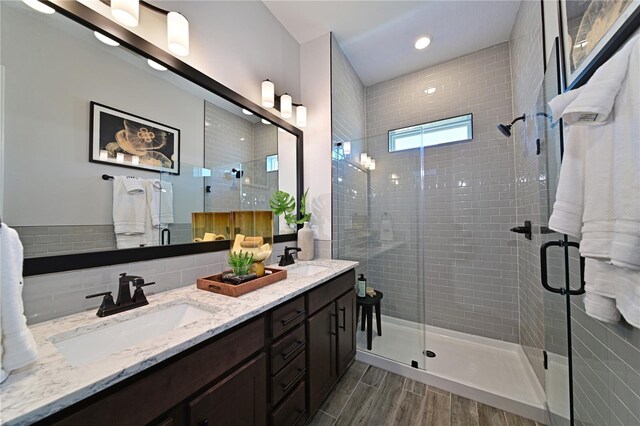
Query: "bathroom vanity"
0 260 357 426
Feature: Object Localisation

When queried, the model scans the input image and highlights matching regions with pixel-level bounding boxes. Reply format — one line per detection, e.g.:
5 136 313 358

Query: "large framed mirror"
0 0 303 276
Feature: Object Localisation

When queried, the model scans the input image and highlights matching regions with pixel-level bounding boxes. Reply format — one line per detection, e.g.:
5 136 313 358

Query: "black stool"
356 291 383 350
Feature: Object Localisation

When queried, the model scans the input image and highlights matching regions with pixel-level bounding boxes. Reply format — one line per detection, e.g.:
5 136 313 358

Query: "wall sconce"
343 141 351 155
109 1 190 57
260 80 307 128
21 0 55 14
262 80 275 108
111 0 139 27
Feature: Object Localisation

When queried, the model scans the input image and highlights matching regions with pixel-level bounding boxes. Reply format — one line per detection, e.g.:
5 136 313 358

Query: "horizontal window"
389 113 473 152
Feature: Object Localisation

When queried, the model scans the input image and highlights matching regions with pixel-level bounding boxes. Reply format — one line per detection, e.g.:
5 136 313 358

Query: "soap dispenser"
357 274 367 297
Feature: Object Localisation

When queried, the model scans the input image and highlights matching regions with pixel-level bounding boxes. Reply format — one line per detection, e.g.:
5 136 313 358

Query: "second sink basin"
52 302 216 367
288 265 329 277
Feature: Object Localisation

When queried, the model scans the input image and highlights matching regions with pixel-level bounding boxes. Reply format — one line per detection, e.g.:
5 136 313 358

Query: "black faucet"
86 273 155 317
278 246 302 266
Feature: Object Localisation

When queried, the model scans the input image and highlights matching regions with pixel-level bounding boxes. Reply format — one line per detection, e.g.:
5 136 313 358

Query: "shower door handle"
540 240 586 296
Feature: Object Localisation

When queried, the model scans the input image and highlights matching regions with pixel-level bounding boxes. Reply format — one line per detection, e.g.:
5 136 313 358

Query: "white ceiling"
263 0 521 86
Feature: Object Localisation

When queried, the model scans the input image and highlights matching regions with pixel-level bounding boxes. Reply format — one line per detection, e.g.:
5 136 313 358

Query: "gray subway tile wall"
14 225 117 257
364 42 519 342
22 242 294 325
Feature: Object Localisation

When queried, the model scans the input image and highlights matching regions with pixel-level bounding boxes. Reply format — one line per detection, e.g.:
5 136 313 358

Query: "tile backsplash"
22 242 293 325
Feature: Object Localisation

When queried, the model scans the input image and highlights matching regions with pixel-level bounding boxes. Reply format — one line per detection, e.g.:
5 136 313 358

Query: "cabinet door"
336 291 356 376
188 353 266 426
307 304 337 415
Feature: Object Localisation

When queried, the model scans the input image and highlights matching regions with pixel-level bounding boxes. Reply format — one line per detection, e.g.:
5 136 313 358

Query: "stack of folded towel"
548 34 639 327
112 176 174 248
0 223 38 383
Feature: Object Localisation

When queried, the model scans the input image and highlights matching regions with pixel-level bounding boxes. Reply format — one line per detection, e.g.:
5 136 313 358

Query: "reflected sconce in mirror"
21 0 55 14
261 80 307 128
360 152 375 170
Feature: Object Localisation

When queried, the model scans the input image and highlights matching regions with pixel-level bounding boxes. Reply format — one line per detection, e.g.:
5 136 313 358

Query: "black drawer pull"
282 340 305 360
281 309 305 327
339 307 346 331
281 368 305 393
292 409 305 425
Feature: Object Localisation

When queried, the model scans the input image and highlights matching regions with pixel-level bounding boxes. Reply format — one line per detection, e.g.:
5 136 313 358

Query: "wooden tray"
196 267 287 297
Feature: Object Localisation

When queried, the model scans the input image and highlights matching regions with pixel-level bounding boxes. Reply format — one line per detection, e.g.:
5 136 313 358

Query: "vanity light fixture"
360 152 375 170
111 0 139 27
167 12 189 56
147 59 167 71
262 80 275 108
369 159 376 170
424 87 436 95
414 35 431 50
280 93 293 119
343 141 351 155
94 31 120 46
242 109 253 116
22 0 55 14
295 105 307 128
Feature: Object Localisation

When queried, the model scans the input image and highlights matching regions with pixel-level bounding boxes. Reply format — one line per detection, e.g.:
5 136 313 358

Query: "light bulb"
414 35 431 50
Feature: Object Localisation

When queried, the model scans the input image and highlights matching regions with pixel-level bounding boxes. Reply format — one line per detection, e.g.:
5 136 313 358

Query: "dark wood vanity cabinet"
39 269 356 426
307 269 356 415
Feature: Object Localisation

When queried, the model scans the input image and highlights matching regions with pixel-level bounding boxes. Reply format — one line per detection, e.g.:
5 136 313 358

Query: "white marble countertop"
0 259 358 426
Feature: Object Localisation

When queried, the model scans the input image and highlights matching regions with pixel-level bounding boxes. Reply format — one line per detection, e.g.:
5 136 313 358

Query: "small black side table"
356 291 383 350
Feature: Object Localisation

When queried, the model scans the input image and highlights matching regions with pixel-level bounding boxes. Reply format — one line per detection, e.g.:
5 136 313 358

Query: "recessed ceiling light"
414 36 431 50
22 0 55 14
94 31 119 47
147 59 167 71
424 87 436 95
242 109 253 116
240 137 245 141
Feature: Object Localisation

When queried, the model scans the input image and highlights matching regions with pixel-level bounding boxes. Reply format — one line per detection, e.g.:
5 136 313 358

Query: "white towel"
113 176 146 236
0 224 38 382
146 179 174 227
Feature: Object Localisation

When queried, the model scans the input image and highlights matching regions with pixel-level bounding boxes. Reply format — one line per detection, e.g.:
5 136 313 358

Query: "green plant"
296 187 311 224
227 250 254 276
269 190 297 225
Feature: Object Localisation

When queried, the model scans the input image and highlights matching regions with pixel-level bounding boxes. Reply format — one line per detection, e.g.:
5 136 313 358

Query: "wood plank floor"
308 361 545 426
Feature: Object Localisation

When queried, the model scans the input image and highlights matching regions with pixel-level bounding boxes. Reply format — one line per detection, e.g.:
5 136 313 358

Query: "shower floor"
355 315 547 424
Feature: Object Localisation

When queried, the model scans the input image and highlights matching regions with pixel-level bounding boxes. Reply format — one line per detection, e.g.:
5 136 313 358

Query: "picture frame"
560 0 640 89
90 101 180 175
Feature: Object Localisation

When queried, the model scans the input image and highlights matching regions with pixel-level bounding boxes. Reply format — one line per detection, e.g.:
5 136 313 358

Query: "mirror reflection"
0 1 298 258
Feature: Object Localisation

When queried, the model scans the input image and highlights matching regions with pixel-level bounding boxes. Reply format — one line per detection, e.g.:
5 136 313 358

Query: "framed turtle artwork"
90 101 180 175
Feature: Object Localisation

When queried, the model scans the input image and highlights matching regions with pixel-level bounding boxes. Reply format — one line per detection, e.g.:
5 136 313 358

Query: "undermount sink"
288 265 329 276
52 303 216 367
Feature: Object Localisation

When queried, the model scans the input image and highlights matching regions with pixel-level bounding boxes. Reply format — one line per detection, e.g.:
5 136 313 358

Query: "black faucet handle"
85 291 112 299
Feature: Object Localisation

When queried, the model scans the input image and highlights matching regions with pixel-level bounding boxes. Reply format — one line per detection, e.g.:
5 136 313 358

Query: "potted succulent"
222 250 256 285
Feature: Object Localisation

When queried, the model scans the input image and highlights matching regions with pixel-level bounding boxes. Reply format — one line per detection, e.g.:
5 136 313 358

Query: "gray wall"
331 35 367 277
364 43 518 342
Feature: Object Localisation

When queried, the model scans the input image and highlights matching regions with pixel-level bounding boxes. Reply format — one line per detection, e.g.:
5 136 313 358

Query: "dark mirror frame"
22 0 304 276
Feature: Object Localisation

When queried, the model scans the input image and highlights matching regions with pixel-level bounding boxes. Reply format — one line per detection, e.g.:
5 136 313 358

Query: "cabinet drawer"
307 270 355 315
271 351 306 405
271 296 305 339
271 324 306 374
270 381 306 426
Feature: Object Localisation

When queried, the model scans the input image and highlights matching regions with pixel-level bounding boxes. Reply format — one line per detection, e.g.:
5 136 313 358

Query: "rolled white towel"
0 224 38 382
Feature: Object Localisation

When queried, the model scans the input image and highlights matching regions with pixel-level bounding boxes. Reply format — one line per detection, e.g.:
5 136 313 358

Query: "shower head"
497 114 526 137
231 168 244 179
